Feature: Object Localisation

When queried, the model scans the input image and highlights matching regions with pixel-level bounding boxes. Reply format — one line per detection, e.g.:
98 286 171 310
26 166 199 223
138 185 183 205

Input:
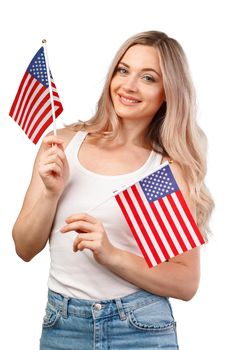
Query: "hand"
60 213 117 266
38 135 69 197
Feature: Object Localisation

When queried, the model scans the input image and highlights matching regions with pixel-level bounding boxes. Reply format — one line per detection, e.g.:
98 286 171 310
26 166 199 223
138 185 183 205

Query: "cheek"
148 87 165 105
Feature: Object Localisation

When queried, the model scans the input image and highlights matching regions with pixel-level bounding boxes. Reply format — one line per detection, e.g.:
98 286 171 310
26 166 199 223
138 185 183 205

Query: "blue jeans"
40 289 179 350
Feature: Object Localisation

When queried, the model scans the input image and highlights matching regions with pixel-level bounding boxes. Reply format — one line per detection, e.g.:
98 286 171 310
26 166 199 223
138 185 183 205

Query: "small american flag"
9 47 63 144
115 162 205 268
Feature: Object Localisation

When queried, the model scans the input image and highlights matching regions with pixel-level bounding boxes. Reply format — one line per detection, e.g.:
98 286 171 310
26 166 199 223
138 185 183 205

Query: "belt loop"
115 298 126 321
61 296 70 319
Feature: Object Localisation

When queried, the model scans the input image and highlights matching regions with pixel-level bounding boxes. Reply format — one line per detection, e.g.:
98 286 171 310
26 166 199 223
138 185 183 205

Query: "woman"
12 31 214 350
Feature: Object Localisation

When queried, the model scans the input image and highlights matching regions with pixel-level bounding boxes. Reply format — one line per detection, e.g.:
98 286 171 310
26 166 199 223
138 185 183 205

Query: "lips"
118 94 141 106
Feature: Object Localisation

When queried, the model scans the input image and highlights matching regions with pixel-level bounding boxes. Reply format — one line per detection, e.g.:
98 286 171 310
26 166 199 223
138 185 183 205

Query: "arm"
12 130 72 261
61 161 201 301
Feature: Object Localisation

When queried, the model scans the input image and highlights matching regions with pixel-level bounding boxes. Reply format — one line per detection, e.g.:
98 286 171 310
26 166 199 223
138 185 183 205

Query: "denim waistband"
47 289 168 321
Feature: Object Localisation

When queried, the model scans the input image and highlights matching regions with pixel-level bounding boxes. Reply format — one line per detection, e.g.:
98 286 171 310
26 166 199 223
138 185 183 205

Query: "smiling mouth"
118 94 141 105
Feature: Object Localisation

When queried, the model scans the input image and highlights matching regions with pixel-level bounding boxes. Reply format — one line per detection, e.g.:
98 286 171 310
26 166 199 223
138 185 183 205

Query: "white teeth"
121 96 139 103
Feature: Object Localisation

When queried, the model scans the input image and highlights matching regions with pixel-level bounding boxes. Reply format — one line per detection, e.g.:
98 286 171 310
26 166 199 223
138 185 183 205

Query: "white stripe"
118 191 157 267
20 83 44 129
172 192 201 246
15 79 38 125
135 183 175 258
30 105 60 142
128 186 166 263
164 196 192 250
26 95 50 136
154 199 183 254
13 74 31 122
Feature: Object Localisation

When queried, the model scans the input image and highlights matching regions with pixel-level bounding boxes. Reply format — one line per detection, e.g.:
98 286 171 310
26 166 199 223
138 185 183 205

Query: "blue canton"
140 164 179 203
27 47 53 87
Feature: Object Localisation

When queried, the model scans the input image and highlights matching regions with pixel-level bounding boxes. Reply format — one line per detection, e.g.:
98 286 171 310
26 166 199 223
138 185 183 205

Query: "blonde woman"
12 31 214 350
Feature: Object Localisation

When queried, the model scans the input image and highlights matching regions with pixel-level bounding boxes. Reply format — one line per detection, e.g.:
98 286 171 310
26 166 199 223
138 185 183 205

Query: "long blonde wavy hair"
70 30 214 239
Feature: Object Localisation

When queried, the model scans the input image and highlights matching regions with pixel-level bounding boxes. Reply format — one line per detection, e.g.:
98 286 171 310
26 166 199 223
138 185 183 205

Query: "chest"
78 142 152 176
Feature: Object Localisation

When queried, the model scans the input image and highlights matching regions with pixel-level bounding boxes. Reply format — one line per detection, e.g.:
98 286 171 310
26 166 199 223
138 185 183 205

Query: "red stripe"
167 192 196 248
25 91 49 134
32 103 63 144
115 195 153 267
149 202 179 256
9 72 29 117
18 80 40 127
176 191 205 244
158 196 188 252
53 91 59 98
123 188 162 265
132 185 170 260
12 75 34 122
28 102 51 139
22 84 45 131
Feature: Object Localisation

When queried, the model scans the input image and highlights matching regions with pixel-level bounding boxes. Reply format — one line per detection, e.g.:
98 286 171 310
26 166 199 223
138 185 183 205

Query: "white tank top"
48 131 163 300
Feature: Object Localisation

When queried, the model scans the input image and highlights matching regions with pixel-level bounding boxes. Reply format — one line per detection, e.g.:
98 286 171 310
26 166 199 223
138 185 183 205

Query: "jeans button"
93 303 102 311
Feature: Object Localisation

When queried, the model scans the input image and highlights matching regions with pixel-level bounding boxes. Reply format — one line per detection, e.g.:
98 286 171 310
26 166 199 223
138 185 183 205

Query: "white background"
0 0 234 349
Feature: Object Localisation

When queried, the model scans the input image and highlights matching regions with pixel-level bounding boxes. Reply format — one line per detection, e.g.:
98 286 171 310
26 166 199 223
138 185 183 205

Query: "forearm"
107 248 200 301
12 190 59 261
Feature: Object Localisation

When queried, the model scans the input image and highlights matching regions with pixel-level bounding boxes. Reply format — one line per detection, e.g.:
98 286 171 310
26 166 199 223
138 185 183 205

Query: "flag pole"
42 39 57 136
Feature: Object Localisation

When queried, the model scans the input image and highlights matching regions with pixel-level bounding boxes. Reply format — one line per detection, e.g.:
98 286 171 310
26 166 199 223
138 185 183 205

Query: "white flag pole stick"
42 39 57 136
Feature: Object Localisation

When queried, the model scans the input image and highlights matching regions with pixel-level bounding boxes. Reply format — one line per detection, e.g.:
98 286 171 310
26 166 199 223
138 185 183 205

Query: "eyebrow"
118 61 161 77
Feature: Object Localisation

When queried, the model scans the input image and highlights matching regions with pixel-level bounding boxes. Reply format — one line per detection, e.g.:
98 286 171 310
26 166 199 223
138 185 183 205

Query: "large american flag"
115 163 205 268
9 47 63 144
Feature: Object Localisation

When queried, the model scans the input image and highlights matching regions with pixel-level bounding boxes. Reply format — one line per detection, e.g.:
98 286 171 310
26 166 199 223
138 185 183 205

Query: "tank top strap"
65 130 88 156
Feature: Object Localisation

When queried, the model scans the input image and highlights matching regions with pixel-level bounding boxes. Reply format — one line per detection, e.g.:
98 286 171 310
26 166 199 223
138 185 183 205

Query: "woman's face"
110 44 165 124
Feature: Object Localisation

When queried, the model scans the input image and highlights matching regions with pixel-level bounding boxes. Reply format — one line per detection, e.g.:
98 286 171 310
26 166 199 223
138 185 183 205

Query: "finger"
44 146 67 164
42 154 64 170
42 135 65 149
39 163 63 177
74 240 97 252
66 213 98 225
73 233 99 246
60 221 95 234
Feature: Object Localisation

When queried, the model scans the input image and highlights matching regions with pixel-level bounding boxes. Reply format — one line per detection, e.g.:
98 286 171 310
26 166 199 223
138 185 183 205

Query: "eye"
117 66 128 75
142 74 155 82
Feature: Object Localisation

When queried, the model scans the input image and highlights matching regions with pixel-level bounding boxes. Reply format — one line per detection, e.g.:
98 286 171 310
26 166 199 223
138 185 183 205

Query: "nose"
122 75 138 93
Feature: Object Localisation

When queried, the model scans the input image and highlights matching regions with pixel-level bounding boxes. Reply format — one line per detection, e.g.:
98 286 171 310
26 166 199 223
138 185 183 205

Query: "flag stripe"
33 103 63 144
172 192 201 245
128 185 165 262
162 195 192 250
158 196 188 252
31 103 63 144
123 188 163 266
28 101 52 139
135 183 175 259
26 92 50 135
151 199 183 255
149 201 179 256
21 82 43 131
18 80 40 128
132 184 170 261
15 75 35 124
167 193 197 248
176 191 205 244
115 194 154 267
12 74 33 123
10 71 29 119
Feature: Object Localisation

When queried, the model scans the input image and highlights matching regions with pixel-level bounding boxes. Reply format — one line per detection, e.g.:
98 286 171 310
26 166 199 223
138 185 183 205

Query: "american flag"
115 163 205 268
9 47 63 144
